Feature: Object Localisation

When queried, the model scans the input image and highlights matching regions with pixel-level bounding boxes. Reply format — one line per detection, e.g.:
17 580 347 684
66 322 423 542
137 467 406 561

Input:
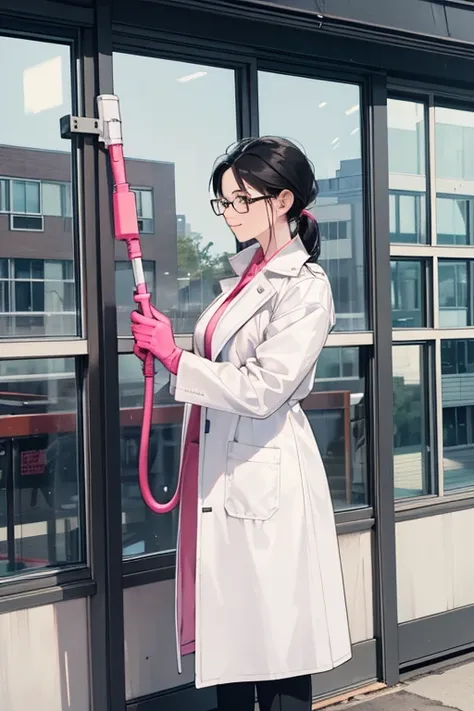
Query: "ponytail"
297 209 320 263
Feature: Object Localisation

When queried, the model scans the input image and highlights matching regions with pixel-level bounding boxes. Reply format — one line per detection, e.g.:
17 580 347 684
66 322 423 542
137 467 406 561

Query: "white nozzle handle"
97 94 123 147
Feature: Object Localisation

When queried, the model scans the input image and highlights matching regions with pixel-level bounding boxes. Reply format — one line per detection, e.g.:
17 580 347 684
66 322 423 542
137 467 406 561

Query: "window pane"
140 189 153 219
2 258 76 338
0 38 78 338
258 72 366 331
0 358 84 577
391 260 425 328
15 282 31 311
115 261 155 337
442 339 474 491
42 182 62 217
26 182 40 214
0 179 9 212
436 107 474 246
437 197 471 245
438 259 473 327
120 355 180 557
113 55 237 335
311 347 369 510
388 100 427 244
393 345 432 499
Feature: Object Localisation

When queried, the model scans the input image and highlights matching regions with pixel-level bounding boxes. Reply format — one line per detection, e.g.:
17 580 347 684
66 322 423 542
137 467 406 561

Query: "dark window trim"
367 73 399 687
113 30 257 71
112 0 474 86
389 81 474 109
0 8 91 35
396 493 474 521
0 566 90 598
0 579 96 615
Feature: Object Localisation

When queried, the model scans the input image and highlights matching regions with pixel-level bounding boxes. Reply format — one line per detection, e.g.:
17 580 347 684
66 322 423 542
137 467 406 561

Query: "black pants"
216 674 312 711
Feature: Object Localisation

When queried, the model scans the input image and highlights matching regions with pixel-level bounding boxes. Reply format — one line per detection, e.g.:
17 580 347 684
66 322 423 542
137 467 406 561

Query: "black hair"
210 136 320 262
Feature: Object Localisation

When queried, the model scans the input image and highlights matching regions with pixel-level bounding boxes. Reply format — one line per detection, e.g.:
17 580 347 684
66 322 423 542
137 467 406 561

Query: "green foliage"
177 231 232 283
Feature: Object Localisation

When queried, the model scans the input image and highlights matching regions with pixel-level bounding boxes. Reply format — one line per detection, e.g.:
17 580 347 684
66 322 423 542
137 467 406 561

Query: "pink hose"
109 144 181 514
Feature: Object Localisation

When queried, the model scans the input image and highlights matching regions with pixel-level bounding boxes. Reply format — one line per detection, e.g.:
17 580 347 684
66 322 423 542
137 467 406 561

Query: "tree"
177 231 232 284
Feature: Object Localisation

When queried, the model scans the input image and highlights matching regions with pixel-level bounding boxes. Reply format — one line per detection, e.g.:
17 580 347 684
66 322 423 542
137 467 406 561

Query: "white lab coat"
170 235 352 689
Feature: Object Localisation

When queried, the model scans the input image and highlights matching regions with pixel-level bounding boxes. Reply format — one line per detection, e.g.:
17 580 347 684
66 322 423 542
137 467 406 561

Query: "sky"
1 35 472 261
0 36 361 259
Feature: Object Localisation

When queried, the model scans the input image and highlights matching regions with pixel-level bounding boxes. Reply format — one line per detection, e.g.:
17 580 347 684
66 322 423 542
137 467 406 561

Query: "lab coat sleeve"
172 274 335 418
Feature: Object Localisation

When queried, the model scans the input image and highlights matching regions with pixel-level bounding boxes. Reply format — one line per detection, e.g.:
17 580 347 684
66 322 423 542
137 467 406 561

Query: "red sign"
20 450 46 476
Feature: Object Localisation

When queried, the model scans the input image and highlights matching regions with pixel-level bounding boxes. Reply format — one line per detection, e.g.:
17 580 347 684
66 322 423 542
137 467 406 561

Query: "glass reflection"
0 358 83 576
392 345 432 499
388 99 427 244
113 54 237 335
436 107 474 246
441 339 474 491
0 38 77 338
120 346 369 559
311 347 368 509
438 259 474 327
391 260 424 328
258 72 366 331
119 355 181 557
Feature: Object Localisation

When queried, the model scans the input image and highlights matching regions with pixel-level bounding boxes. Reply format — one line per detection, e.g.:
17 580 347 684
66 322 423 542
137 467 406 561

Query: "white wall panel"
123 579 194 699
339 531 374 644
0 598 90 711
396 508 474 623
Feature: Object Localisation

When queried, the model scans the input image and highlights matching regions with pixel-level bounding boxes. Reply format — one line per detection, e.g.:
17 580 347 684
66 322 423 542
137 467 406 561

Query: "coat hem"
194 649 353 688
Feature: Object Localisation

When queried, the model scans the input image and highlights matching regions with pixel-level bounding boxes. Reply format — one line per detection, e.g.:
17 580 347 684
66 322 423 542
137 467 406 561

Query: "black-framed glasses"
210 195 273 216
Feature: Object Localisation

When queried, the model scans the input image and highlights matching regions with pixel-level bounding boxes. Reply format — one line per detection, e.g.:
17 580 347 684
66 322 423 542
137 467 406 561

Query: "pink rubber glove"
130 303 183 375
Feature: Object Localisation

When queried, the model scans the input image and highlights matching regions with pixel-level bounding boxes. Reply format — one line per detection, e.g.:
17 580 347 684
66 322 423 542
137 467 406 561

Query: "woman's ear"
276 189 294 217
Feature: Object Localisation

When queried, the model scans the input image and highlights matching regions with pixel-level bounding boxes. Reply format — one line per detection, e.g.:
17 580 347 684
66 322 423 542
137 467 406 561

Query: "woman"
131 137 352 711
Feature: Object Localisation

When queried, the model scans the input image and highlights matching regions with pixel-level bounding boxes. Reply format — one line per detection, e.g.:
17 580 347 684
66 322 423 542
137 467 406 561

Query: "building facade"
1 1 474 709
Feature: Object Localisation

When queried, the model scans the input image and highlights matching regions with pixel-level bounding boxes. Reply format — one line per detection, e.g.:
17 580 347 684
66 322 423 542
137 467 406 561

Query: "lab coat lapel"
210 271 275 361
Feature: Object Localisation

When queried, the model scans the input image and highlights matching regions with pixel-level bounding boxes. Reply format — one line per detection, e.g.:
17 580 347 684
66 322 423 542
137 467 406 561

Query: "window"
441 339 474 491
391 260 425 328
12 179 40 214
389 192 425 243
319 220 350 241
131 187 154 233
120 356 180 557
441 340 474 375
42 181 72 218
115 261 155 338
114 54 237 557
438 260 473 327
311 348 369 510
437 197 472 245
0 358 84 577
0 38 77 339
258 72 367 331
113 54 236 338
0 179 9 211
0 259 76 338
393 345 432 499
388 99 427 244
389 98 474 501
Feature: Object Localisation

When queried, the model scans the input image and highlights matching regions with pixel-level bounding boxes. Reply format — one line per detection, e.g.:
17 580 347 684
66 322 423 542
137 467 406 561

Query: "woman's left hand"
130 304 182 374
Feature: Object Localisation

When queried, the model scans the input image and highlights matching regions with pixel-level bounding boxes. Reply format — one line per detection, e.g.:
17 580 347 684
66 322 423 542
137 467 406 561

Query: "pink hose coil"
108 143 182 514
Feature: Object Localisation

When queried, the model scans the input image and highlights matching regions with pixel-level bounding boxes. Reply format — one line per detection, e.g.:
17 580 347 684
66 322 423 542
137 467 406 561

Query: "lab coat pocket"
224 441 281 521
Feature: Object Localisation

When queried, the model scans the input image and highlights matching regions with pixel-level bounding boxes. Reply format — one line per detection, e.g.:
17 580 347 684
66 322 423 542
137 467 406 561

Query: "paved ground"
328 658 474 711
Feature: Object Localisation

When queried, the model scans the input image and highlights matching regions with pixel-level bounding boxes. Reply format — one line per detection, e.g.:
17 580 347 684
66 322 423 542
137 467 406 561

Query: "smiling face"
219 167 276 244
